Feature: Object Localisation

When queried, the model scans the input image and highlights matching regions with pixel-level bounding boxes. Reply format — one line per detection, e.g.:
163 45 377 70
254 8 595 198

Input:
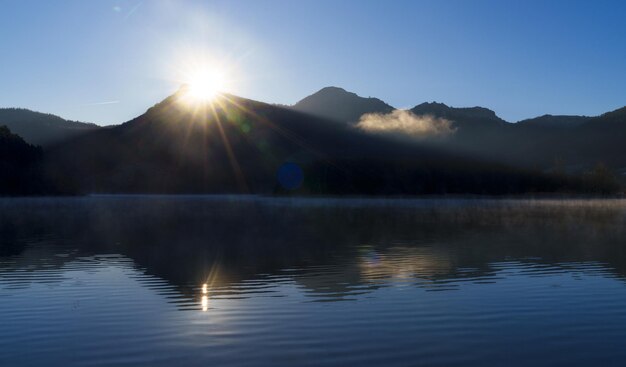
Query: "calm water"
2 196 626 366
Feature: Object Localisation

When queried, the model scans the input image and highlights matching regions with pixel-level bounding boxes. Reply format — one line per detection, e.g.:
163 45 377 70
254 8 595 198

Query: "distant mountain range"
0 86 623 195
45 88 558 195
0 108 98 146
290 87 626 173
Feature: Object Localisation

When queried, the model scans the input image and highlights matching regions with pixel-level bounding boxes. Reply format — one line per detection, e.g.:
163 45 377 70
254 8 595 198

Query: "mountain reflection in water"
2 196 626 366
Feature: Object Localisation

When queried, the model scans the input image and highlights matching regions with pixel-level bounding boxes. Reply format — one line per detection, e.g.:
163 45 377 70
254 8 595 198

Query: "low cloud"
357 110 456 138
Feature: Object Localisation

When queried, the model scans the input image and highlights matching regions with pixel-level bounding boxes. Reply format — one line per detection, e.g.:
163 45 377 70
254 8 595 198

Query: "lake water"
2 196 626 366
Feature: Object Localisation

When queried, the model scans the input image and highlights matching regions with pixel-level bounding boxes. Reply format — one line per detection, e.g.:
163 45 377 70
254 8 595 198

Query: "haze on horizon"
1 0 625 125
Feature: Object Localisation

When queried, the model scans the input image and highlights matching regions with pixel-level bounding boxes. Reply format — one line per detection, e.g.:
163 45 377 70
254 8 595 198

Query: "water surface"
2 196 626 366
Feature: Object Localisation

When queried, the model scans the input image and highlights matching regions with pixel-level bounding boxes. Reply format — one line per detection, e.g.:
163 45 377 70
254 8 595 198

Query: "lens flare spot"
277 162 304 190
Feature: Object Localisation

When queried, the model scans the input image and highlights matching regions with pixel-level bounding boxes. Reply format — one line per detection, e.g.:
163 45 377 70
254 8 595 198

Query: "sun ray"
168 54 350 193
209 101 249 193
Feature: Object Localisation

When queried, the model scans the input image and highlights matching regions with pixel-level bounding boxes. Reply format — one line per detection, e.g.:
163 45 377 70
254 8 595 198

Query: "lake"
2 196 626 366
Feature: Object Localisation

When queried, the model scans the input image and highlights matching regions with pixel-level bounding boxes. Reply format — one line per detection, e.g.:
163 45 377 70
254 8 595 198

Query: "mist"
356 110 456 138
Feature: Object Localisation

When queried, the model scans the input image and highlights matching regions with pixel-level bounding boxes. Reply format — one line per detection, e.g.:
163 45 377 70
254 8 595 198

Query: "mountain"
566 106 626 168
0 86 615 196
44 88 574 195
405 102 512 159
0 108 99 146
465 106 626 171
516 115 591 129
410 102 506 126
292 86 394 124
0 126 48 195
404 102 626 173
291 89 512 157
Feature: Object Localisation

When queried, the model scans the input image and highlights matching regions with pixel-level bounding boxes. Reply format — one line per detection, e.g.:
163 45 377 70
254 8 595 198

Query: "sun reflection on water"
201 295 209 312
200 283 210 311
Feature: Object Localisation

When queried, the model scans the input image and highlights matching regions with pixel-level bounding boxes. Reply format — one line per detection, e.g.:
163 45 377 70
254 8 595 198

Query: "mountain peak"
316 86 349 94
292 86 394 124
599 106 626 119
410 102 502 124
412 102 449 111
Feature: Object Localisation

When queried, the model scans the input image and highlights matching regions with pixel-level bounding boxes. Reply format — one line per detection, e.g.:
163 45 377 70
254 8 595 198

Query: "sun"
184 68 228 102
171 50 241 105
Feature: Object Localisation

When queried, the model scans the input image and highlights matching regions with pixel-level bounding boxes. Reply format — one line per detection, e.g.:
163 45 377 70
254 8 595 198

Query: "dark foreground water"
2 196 626 366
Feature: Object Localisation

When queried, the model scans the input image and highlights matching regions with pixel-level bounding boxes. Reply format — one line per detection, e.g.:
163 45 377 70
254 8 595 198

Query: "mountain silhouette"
441 106 626 171
292 86 394 124
516 114 591 128
410 102 505 126
0 86 620 196
408 102 510 155
0 108 99 146
291 89 512 157
0 125 48 195
43 88 576 195
287 87 625 180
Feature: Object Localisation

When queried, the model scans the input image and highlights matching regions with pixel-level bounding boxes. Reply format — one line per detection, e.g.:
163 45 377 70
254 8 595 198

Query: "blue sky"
1 0 624 125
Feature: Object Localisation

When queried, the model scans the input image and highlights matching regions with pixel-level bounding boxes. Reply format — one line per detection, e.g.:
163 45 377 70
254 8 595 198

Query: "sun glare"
185 69 227 102
172 50 241 106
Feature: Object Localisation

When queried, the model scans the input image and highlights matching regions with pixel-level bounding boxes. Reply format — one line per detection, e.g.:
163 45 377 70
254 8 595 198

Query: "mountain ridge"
292 86 394 124
2 86 625 196
43 88 578 195
0 108 99 146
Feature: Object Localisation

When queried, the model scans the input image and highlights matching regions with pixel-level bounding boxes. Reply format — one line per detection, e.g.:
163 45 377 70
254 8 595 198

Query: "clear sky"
1 0 624 125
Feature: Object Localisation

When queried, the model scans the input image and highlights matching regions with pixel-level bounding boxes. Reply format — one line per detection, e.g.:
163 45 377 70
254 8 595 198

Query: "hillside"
292 87 394 124
0 126 47 195
0 108 99 146
442 106 626 171
43 88 573 195
290 87 626 174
